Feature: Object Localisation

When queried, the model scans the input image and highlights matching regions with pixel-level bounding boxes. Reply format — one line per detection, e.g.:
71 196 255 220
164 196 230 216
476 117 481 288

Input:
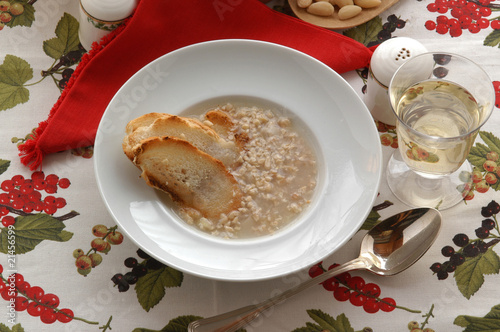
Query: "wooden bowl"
288 0 400 30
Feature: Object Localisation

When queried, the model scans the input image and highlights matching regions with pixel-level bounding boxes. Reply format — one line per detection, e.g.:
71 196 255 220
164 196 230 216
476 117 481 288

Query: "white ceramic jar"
78 0 138 51
364 37 428 126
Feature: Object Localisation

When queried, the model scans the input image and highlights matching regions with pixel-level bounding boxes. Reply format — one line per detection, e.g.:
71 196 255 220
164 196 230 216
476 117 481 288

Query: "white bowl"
94 39 382 281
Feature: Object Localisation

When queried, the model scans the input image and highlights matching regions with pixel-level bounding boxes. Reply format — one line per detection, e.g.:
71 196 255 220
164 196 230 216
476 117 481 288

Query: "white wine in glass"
396 80 482 176
387 52 495 209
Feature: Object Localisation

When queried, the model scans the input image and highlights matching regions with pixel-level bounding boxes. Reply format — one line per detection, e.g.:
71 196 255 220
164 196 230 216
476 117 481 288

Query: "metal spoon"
188 207 441 332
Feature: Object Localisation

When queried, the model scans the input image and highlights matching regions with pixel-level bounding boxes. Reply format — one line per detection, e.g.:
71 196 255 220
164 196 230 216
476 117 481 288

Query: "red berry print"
27 302 45 317
425 0 497 37
477 17 489 29
425 20 437 30
363 283 381 298
349 291 367 306
1 288 16 301
493 81 500 108
0 263 98 325
57 308 74 323
12 273 24 286
347 276 365 292
450 27 463 36
379 297 397 312
322 277 339 291
436 23 449 34
41 308 58 324
363 298 380 314
55 197 66 208
310 262 400 313
427 3 438 12
31 171 44 181
18 281 30 294
1 215 15 227
45 174 59 185
14 296 29 311
333 287 351 302
41 293 60 307
308 262 324 278
0 172 74 227
26 285 44 301
1 180 15 191
58 177 71 188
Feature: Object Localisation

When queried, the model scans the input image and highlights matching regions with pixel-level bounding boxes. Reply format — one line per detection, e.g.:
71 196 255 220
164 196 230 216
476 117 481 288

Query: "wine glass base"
386 150 472 210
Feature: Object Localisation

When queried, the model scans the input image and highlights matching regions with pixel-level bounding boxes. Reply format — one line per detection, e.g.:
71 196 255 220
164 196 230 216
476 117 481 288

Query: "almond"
331 0 354 8
306 1 335 16
354 0 381 8
297 0 313 8
337 4 362 19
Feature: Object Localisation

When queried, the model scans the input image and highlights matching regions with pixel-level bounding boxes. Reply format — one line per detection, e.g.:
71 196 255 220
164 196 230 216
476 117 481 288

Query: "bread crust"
125 112 167 135
123 113 240 168
205 109 249 148
133 136 242 219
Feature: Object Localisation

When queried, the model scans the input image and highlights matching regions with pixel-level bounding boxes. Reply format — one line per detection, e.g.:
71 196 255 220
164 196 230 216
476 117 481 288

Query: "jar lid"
370 37 428 86
81 0 138 22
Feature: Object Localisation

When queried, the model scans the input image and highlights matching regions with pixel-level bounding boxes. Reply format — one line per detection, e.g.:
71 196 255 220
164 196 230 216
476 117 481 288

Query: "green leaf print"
135 265 183 312
484 29 500 48
360 209 381 230
0 55 33 111
455 304 500 330
5 0 35 28
0 213 73 254
0 323 25 332
132 315 207 332
469 132 500 169
468 142 490 169
292 310 354 332
43 12 80 60
468 131 500 191
0 159 10 175
454 249 500 299
343 16 382 46
479 132 500 155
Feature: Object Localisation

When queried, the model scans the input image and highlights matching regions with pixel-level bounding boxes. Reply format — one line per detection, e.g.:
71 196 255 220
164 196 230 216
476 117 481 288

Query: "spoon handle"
187 257 370 332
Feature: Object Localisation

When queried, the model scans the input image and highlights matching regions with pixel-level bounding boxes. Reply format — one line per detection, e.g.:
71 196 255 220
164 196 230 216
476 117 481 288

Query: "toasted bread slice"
133 136 242 219
205 109 249 148
123 113 240 168
205 110 235 137
125 112 167 135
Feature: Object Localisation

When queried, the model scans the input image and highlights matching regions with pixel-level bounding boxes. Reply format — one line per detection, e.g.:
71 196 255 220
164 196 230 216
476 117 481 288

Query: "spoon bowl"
188 207 442 332
361 208 442 276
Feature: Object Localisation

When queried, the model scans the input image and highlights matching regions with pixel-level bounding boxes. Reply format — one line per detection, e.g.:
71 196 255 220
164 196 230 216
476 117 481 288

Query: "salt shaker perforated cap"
364 37 428 125
371 37 429 87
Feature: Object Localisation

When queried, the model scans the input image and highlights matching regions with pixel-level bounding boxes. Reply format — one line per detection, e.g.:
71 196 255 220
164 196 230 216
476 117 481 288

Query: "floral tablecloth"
1 0 500 331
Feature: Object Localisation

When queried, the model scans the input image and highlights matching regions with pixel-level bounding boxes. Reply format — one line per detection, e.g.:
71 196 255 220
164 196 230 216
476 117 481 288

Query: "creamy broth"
177 100 318 239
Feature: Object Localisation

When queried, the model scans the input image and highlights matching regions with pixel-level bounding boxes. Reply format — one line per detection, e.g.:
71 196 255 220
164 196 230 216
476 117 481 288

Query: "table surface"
1 0 500 331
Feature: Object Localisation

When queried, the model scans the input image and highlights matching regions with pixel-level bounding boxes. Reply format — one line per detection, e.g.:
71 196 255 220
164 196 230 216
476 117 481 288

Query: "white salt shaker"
78 0 138 51
364 37 428 126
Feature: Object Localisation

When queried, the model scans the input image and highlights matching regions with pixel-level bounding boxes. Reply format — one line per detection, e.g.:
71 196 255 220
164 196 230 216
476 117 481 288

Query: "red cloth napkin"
19 0 374 170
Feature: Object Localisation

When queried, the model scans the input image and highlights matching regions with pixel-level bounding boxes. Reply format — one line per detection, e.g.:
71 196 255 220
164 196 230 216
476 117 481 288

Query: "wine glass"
386 52 495 210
